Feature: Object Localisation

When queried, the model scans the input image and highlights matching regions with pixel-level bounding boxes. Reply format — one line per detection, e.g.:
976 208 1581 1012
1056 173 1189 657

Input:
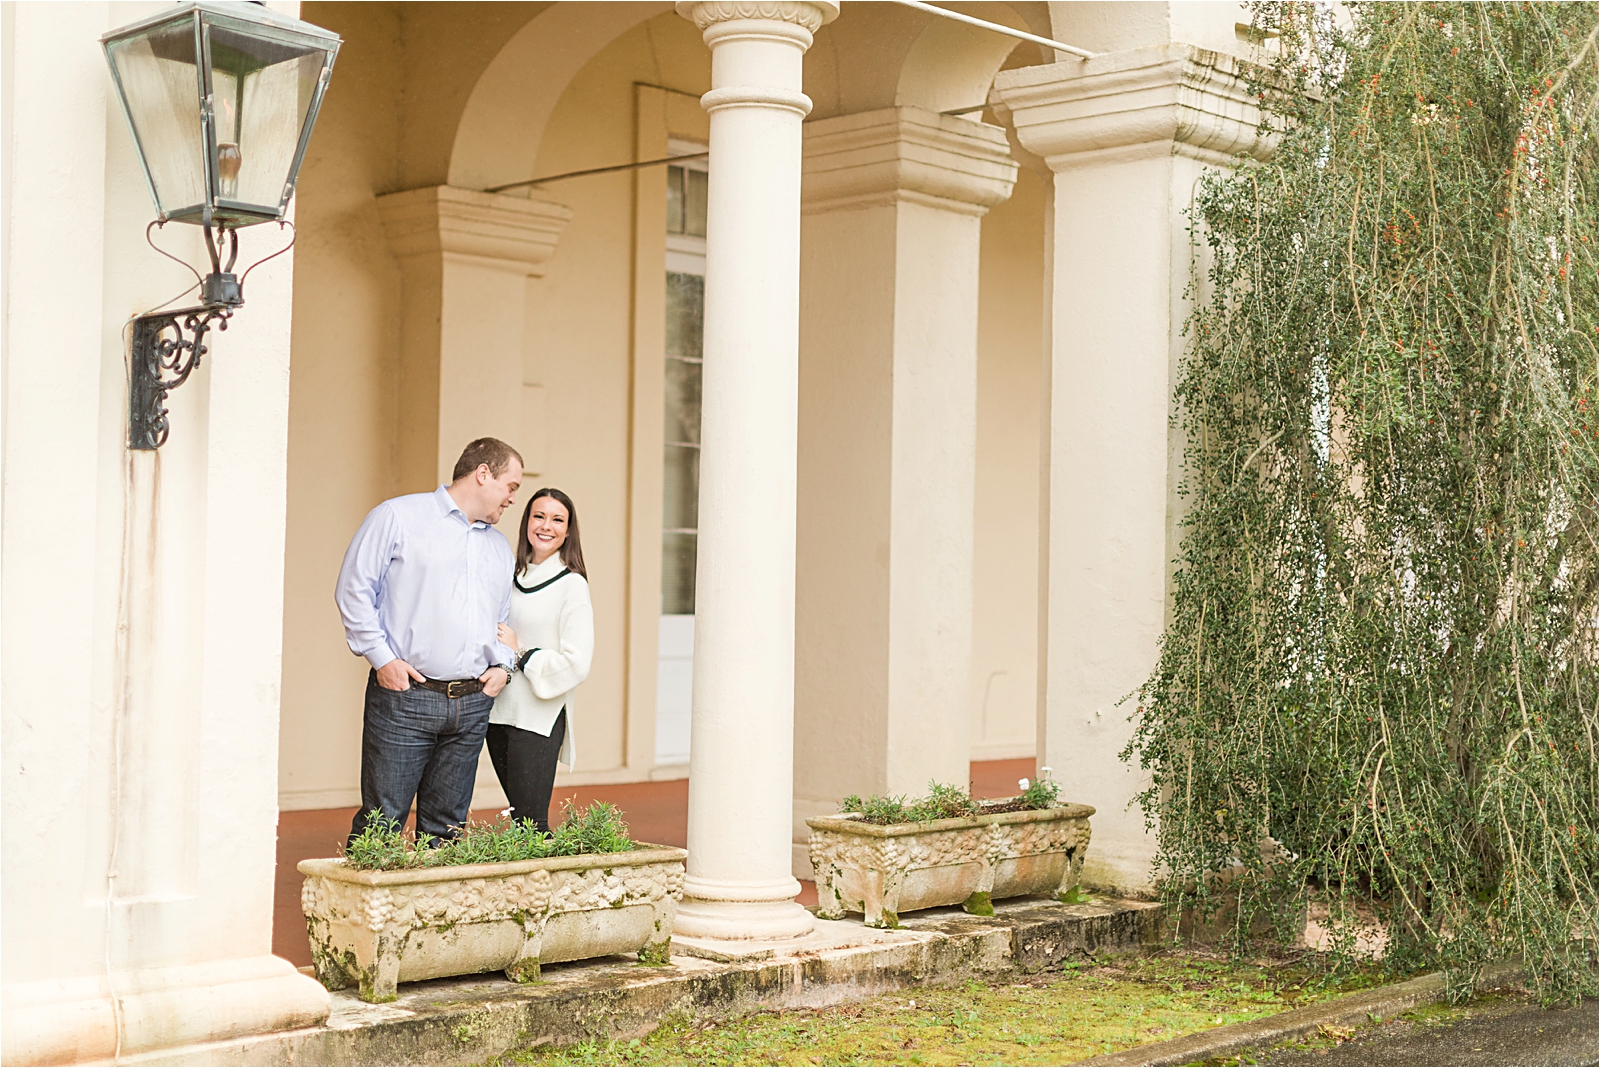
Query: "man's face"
478 462 522 525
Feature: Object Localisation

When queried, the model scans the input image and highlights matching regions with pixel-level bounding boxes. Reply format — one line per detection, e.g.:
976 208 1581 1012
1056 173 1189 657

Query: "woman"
489 488 593 831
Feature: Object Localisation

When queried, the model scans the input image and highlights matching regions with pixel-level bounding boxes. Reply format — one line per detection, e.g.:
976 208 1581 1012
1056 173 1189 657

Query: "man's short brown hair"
452 437 523 482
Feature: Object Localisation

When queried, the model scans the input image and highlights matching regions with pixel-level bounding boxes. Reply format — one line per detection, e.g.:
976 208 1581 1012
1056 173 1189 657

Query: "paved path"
1264 995 1598 1067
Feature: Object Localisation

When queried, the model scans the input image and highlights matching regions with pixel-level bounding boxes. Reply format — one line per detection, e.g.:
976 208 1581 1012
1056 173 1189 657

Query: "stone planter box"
807 803 1094 927
298 844 686 1002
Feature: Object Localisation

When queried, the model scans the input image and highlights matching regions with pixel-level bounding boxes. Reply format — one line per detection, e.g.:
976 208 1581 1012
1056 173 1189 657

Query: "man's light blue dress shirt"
336 485 515 680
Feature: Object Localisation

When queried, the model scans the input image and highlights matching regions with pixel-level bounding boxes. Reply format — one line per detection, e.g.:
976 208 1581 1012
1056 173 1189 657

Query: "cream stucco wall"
279 2 403 810
971 163 1045 761
4 3 330 1060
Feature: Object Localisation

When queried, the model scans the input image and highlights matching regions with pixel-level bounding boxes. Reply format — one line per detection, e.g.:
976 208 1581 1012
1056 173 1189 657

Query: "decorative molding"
992 44 1276 170
376 185 572 276
675 0 837 35
803 107 1018 216
702 85 813 117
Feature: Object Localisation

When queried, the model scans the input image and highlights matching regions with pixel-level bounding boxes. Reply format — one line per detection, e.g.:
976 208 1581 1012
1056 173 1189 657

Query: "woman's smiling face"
526 496 569 564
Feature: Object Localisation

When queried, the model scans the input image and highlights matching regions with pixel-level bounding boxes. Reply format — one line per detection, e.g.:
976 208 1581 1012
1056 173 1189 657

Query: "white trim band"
701 85 814 116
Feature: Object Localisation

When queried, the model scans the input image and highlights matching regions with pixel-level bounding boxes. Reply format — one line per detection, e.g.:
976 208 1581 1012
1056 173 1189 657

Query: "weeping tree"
1126 1 1597 1000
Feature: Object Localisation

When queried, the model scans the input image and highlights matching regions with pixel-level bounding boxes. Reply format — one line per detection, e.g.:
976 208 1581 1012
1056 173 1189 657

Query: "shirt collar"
435 484 487 528
523 551 567 580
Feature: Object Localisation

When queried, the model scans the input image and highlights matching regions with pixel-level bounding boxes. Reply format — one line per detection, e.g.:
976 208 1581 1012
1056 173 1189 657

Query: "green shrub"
1125 1 1597 1003
1019 767 1061 810
840 773 1064 825
342 801 635 871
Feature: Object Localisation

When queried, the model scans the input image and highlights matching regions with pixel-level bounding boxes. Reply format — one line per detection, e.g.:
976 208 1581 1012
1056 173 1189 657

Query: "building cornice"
802 107 1018 217
992 44 1275 170
376 186 572 276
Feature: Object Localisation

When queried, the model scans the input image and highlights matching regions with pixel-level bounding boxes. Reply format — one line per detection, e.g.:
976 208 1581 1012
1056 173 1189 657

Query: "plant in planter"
299 802 685 1003
807 770 1093 928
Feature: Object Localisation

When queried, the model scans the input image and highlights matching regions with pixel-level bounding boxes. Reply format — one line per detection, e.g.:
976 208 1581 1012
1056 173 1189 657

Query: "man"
336 437 523 845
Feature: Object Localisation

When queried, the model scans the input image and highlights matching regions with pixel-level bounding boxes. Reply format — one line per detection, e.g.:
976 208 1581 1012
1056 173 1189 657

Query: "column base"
1 955 330 1065
672 876 816 941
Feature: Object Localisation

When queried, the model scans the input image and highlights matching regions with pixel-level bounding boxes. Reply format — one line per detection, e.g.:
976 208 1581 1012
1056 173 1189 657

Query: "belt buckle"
447 680 469 699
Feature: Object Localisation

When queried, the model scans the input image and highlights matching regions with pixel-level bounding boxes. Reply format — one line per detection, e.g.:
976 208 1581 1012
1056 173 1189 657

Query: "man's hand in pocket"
376 658 425 691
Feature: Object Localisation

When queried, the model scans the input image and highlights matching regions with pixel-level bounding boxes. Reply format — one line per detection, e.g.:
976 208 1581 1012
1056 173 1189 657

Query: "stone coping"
296 842 687 887
115 895 1159 1066
807 802 1095 837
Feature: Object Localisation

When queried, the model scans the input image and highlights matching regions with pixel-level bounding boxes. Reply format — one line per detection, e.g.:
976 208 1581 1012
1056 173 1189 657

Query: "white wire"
882 0 1097 59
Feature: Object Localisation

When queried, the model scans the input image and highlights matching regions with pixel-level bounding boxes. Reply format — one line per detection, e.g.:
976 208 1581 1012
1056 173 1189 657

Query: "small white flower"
1019 777 1031 791
499 807 513 818
1040 766 1053 775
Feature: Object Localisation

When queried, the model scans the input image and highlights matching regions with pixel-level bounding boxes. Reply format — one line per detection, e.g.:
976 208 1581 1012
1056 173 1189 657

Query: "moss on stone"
505 957 542 984
637 941 672 967
962 891 995 916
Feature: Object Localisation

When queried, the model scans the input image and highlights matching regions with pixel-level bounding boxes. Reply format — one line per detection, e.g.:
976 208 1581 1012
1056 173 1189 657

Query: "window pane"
666 165 685 235
666 272 703 359
662 532 697 615
663 444 699 531
684 168 708 238
231 47 323 207
665 358 702 446
108 22 207 215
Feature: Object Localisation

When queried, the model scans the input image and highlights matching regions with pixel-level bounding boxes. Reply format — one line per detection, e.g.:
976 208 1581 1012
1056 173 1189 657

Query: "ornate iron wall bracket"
128 305 233 450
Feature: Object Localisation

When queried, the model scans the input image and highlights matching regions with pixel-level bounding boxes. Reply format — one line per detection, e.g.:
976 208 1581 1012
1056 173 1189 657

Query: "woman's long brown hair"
515 488 587 578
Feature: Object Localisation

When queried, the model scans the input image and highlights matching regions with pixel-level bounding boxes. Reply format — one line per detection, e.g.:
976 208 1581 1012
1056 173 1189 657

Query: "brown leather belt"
415 677 484 698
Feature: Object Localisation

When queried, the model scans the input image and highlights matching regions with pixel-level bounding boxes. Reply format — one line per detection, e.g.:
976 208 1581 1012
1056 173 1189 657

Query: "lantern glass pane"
207 23 325 211
107 21 206 216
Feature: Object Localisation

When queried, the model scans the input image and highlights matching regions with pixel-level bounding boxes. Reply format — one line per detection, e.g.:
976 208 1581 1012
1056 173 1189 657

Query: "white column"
993 45 1268 893
792 108 1016 877
376 185 571 490
672 0 838 941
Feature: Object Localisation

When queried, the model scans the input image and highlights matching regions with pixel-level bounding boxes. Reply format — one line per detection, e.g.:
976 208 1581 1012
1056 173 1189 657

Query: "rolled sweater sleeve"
335 503 400 670
524 585 594 700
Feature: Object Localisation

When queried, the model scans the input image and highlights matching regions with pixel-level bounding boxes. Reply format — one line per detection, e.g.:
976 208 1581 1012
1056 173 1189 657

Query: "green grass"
494 949 1396 1067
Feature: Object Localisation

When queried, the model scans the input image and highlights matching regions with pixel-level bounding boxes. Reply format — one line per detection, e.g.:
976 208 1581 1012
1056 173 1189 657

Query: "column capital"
802 107 1018 216
676 1 838 40
376 185 572 276
992 44 1275 171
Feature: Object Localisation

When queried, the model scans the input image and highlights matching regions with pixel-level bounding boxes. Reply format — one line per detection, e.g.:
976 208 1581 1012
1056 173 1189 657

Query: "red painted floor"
273 757 1034 966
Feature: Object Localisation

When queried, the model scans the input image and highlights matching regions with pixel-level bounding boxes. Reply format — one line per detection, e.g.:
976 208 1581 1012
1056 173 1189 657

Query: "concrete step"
118 896 1159 1067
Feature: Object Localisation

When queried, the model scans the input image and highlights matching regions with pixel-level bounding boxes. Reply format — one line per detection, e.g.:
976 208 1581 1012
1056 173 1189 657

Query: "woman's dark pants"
486 710 567 832
347 671 492 847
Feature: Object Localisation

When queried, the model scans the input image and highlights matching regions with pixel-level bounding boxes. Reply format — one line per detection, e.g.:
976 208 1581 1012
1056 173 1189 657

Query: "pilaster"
802 107 1017 215
793 108 1016 877
991 45 1268 896
376 185 571 490
995 44 1272 168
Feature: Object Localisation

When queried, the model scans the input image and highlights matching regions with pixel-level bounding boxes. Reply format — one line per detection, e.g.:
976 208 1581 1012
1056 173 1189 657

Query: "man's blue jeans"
348 671 491 846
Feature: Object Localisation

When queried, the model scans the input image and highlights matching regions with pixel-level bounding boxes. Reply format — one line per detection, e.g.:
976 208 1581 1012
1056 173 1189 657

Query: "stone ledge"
106 897 1158 1066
